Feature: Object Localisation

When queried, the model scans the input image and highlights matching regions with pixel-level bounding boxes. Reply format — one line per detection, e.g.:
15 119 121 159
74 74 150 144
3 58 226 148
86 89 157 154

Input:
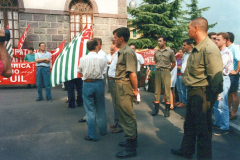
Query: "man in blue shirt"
35 42 52 101
226 32 240 120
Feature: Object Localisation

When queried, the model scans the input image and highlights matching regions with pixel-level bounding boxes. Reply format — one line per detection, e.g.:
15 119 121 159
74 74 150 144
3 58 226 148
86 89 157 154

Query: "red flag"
6 23 9 29
50 39 66 68
18 24 29 50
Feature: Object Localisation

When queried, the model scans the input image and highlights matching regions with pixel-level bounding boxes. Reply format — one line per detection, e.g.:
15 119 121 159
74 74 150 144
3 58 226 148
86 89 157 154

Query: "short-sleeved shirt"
182 37 223 88
221 47 233 76
35 51 51 67
24 53 35 62
115 44 137 81
0 60 3 75
154 48 176 69
136 53 144 72
228 43 240 71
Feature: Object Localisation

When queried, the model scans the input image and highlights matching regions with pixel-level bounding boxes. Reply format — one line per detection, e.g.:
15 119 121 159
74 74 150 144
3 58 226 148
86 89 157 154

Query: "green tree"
128 0 187 49
185 0 217 28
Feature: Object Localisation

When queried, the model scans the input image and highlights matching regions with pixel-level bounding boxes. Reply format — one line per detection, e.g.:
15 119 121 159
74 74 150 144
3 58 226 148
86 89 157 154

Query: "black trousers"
181 87 217 159
67 78 83 108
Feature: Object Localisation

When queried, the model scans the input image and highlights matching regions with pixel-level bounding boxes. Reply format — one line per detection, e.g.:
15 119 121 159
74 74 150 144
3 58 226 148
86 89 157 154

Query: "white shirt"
181 51 191 73
108 52 118 78
78 52 107 80
107 53 117 67
136 53 144 72
98 49 108 74
221 47 233 76
171 63 177 87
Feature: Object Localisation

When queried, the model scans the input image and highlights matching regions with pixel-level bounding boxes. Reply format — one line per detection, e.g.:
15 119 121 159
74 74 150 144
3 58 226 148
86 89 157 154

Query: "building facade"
0 0 127 53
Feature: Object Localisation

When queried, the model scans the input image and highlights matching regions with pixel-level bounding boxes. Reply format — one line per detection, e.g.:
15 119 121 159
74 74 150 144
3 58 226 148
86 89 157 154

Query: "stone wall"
19 13 70 51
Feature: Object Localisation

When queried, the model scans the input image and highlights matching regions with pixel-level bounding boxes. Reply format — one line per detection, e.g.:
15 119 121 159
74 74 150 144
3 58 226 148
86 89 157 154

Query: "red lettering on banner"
0 62 36 85
137 49 156 65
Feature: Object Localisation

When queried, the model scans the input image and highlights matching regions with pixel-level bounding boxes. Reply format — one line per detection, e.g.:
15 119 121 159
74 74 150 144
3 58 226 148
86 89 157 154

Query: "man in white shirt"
108 40 122 133
95 38 108 89
130 45 144 88
213 32 233 136
78 39 107 141
107 42 117 92
177 39 193 108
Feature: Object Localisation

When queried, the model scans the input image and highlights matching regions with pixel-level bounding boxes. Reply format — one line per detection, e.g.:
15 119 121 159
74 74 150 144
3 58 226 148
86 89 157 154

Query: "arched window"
69 0 93 41
0 0 19 47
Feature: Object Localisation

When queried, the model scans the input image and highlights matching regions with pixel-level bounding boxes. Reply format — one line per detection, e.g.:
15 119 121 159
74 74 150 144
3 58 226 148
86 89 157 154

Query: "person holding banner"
35 42 52 101
0 28 12 77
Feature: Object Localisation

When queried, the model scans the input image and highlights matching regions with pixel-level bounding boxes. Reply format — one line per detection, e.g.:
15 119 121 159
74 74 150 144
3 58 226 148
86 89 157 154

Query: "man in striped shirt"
78 39 107 141
213 32 233 136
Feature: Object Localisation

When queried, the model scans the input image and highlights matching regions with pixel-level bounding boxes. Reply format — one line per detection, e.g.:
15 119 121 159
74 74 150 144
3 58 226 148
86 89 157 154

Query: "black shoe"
47 98 53 102
214 129 229 136
212 124 220 129
116 148 137 159
84 136 98 141
151 103 159 116
36 98 43 101
164 104 170 117
171 148 193 159
78 119 86 123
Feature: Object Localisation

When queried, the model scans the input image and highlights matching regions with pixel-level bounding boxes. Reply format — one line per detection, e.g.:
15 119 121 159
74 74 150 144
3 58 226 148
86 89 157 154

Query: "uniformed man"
152 35 176 117
171 17 223 159
113 27 138 159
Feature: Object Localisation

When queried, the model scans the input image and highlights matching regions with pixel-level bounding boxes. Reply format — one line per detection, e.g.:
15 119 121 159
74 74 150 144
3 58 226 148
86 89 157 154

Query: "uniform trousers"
116 81 137 139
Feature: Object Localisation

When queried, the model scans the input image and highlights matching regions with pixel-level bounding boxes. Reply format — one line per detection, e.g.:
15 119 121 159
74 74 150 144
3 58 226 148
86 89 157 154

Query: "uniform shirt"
108 52 118 78
78 52 106 80
98 49 108 74
0 60 3 75
182 37 223 89
228 43 240 71
221 47 233 76
154 48 176 69
136 52 144 72
181 51 191 73
115 44 137 81
35 51 51 67
24 53 35 62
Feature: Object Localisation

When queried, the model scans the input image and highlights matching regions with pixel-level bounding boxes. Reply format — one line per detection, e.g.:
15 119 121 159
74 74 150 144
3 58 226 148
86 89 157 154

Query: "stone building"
0 0 127 53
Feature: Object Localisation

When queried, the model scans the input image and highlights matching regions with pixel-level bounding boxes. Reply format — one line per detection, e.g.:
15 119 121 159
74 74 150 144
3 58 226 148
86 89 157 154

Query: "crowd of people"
1 16 240 159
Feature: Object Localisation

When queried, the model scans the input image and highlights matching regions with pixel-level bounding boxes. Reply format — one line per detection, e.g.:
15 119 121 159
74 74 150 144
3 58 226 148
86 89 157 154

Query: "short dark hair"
208 32 217 38
95 38 102 45
191 17 208 32
87 39 98 51
39 42 45 46
158 35 167 42
217 32 229 41
113 27 130 42
227 32 234 43
183 39 193 45
28 47 34 51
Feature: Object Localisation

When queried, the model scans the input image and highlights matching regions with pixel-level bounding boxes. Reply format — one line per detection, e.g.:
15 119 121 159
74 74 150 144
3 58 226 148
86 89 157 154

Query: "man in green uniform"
171 17 223 159
152 35 176 117
113 27 139 159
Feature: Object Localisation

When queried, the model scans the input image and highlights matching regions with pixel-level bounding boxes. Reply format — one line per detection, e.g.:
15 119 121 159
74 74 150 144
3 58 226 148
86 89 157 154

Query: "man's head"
182 39 193 53
188 17 208 40
208 32 217 43
39 42 46 51
110 39 119 54
28 47 34 54
215 32 229 50
157 35 167 49
226 32 234 47
95 38 102 50
130 44 136 51
113 27 130 48
87 39 98 52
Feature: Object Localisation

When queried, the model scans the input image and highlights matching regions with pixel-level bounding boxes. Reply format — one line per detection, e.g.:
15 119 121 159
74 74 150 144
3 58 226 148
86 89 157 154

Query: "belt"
115 79 131 83
187 86 206 91
84 79 102 82
157 68 170 71
108 77 115 80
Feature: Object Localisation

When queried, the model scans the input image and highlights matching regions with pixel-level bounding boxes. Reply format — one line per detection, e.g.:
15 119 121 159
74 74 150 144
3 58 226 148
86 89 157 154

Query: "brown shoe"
112 128 123 133
110 124 117 128
175 102 181 106
65 99 68 103
177 103 185 108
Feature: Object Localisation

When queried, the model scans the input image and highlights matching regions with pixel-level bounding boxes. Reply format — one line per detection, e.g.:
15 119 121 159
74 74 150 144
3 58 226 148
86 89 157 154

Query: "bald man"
171 17 223 159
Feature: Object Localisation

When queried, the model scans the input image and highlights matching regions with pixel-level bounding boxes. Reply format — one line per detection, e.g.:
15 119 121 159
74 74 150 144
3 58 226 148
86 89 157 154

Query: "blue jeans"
82 81 107 140
67 78 83 108
213 76 231 130
37 67 52 99
176 75 183 102
182 82 187 105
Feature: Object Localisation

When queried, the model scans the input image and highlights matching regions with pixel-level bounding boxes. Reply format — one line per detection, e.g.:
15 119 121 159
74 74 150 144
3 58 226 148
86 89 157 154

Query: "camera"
0 29 10 42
